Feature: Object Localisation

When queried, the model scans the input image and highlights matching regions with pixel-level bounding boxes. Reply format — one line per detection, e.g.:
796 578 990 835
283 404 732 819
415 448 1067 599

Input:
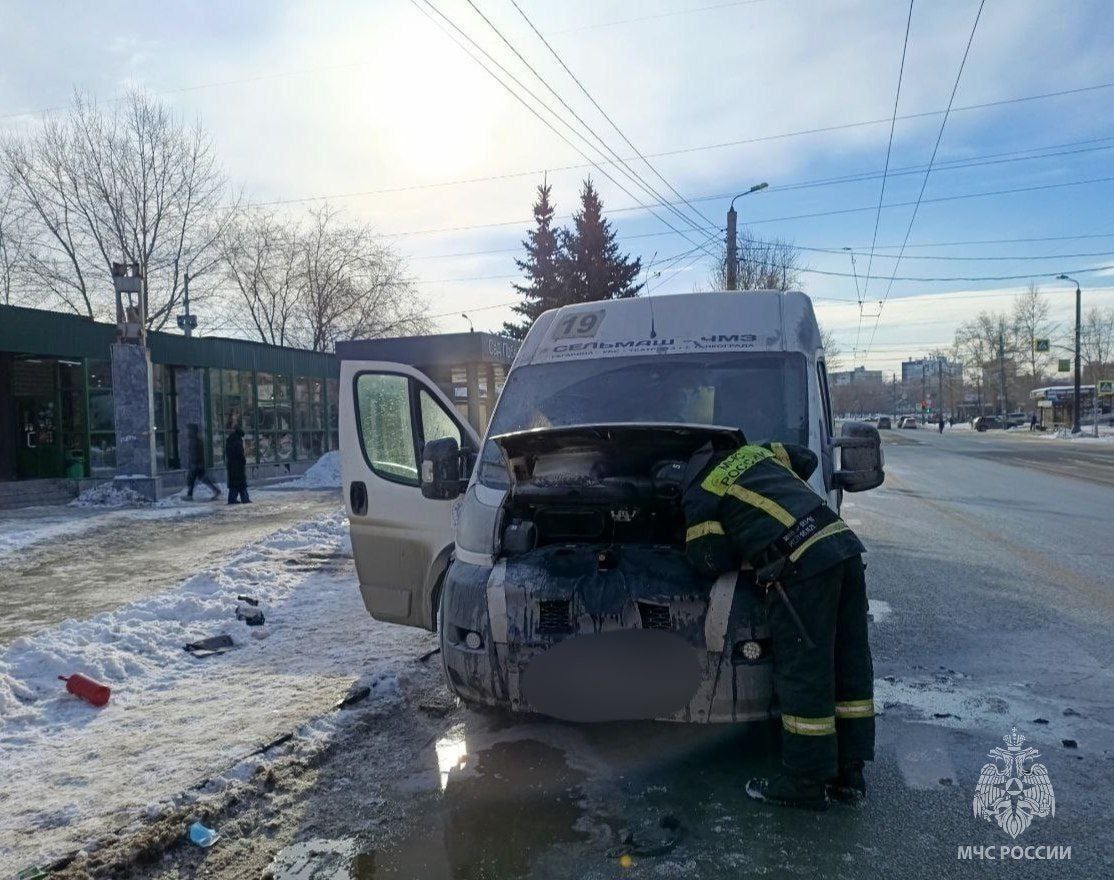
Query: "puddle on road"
271 736 594 879
268 718 806 879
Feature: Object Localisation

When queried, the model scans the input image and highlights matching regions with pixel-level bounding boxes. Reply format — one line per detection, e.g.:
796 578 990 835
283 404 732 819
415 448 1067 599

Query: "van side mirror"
832 421 884 492
421 437 466 500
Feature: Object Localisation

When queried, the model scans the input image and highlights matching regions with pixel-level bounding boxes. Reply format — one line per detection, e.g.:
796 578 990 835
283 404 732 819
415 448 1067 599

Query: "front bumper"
440 545 774 723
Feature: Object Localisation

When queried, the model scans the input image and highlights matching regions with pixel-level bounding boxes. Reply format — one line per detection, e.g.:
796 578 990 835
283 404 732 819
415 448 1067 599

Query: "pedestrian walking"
682 439 873 811
1030 413 1038 432
938 415 945 434
185 423 220 501
224 423 250 504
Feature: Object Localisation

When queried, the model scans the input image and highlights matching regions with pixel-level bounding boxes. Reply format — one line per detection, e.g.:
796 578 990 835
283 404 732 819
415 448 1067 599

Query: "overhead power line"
379 173 1114 239
410 230 1114 264
794 246 1114 262
550 0 775 35
411 0 719 260
461 0 715 239
237 126 1114 211
508 0 719 232
863 0 987 361
862 0 915 307
799 262 1114 284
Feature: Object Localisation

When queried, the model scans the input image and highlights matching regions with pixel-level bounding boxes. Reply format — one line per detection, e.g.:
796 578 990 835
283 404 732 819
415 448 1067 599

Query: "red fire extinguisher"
59 673 111 707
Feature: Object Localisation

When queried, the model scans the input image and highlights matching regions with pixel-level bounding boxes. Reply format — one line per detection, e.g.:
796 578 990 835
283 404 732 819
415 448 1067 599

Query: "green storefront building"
0 303 339 494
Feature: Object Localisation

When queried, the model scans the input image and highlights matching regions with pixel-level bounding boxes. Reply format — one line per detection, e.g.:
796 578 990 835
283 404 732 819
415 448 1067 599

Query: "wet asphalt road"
136 428 1112 880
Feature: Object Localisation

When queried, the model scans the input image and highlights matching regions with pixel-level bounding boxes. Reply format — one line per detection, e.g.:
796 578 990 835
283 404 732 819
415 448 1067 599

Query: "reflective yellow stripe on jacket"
782 713 836 736
787 521 851 563
700 446 775 496
685 520 725 542
769 442 792 469
725 484 797 527
834 699 875 719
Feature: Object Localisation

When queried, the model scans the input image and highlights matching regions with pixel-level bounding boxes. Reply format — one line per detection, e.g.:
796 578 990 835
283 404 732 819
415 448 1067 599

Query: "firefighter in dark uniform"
682 438 874 810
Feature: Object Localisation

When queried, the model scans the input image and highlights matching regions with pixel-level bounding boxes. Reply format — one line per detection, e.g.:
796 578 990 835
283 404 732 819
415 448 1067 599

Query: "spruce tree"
559 178 643 303
503 180 563 339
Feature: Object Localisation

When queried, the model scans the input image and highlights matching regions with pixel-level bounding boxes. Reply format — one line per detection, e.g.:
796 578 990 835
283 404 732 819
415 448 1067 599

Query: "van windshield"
488 352 810 445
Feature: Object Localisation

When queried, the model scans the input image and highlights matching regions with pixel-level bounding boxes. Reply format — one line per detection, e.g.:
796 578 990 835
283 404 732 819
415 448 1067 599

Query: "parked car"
877 416 892 429
973 415 1005 431
899 416 918 429
1003 412 1029 429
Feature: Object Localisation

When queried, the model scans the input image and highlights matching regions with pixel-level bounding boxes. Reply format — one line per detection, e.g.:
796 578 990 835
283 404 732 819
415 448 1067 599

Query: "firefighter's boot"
827 760 867 804
745 773 830 811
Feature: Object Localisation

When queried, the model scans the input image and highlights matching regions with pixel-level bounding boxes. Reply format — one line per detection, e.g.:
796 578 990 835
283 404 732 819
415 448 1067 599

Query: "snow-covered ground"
1039 423 1114 442
0 503 213 562
0 509 432 874
276 451 341 490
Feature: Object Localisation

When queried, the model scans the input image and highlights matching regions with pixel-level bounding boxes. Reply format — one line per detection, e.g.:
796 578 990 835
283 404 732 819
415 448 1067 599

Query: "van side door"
339 360 480 630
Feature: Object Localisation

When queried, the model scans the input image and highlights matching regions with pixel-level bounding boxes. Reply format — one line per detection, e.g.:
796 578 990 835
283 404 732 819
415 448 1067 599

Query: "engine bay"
492 424 743 554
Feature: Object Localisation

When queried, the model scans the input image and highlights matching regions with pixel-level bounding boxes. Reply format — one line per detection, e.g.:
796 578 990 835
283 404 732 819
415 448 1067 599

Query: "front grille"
639 602 671 630
537 600 571 634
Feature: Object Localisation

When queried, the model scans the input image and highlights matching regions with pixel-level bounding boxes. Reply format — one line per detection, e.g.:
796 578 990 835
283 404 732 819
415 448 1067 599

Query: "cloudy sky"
2 0 1113 373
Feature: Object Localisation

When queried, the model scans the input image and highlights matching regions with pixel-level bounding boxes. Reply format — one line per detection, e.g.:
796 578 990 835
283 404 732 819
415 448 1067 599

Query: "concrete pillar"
110 343 157 479
175 367 206 470
484 362 497 429
465 362 481 432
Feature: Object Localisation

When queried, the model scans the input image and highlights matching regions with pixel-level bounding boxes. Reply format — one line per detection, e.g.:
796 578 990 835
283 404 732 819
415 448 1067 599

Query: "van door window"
420 388 464 449
355 373 419 485
817 360 834 437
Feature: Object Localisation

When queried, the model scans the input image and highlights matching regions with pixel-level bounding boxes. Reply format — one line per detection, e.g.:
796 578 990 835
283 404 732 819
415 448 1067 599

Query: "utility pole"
726 207 737 291
176 269 198 338
725 182 768 291
937 355 944 419
892 373 897 419
921 360 927 423
1057 274 1083 434
997 330 1009 416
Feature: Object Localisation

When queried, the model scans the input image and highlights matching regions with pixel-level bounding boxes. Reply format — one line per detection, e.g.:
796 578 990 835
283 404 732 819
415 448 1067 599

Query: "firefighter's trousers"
765 555 875 780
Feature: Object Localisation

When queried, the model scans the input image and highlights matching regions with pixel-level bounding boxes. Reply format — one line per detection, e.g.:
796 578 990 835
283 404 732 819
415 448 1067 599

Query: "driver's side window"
420 388 463 449
356 373 419 485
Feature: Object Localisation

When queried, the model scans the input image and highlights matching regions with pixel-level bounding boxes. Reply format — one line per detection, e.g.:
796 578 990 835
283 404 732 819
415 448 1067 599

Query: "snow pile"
283 451 342 489
70 482 149 508
155 481 229 505
1039 425 1114 442
0 509 433 872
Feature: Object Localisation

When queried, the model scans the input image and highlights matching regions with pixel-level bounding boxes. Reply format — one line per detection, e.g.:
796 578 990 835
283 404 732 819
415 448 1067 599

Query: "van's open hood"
490 422 744 461
490 423 744 495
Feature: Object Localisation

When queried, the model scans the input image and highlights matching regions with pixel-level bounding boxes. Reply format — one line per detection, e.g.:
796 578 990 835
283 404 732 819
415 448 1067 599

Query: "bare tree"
0 172 28 305
707 228 804 291
1 91 232 326
819 325 843 372
1011 283 1056 380
1080 304 1114 385
220 205 429 352
220 211 302 346
2 122 97 315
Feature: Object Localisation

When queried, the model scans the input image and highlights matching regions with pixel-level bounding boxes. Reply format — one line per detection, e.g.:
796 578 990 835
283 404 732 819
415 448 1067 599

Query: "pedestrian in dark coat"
185 423 220 501
224 425 250 504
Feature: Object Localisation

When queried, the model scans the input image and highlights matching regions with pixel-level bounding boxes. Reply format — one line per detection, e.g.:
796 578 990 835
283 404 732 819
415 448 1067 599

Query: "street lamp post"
1057 274 1082 434
725 182 768 290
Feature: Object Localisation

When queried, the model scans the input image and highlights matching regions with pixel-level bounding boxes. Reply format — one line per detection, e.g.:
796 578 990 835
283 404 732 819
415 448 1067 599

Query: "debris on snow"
186 821 220 848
